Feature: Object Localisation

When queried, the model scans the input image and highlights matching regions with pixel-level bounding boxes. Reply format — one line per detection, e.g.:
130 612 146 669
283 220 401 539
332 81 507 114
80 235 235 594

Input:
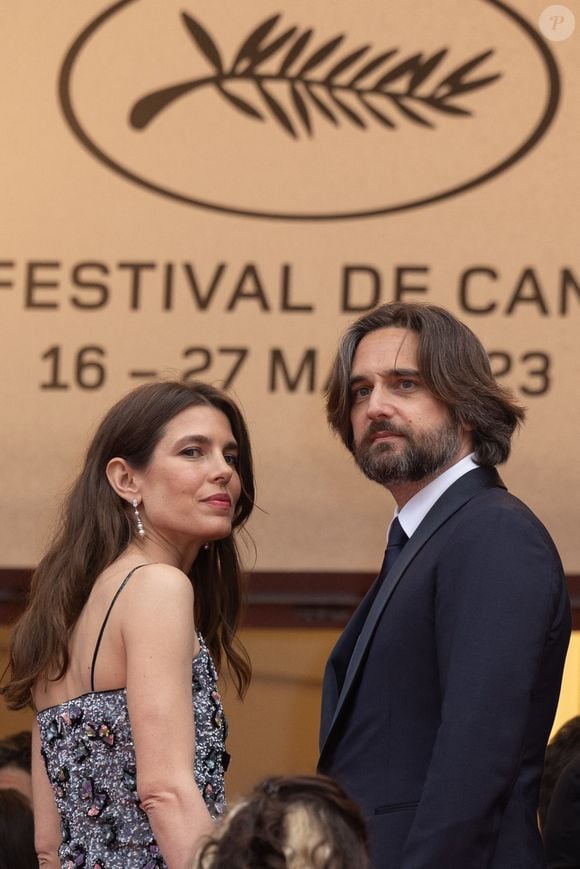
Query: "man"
318 302 570 868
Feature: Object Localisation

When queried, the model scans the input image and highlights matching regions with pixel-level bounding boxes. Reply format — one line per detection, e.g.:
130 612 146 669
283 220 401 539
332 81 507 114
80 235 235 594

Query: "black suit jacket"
319 467 571 868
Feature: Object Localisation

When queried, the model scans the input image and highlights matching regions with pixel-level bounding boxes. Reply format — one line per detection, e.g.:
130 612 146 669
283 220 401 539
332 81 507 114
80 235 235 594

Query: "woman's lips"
202 494 232 509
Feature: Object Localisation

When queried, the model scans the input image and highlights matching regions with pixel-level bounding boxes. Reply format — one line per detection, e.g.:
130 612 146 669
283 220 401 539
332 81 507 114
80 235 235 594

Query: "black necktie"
339 516 410 691
382 516 409 577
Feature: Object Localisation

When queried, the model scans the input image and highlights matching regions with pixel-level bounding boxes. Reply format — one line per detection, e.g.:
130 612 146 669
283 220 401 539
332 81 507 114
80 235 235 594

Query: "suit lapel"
320 573 383 745
319 466 504 757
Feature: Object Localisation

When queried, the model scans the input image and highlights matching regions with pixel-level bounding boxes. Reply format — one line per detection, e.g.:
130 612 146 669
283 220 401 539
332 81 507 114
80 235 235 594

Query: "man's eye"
352 386 371 401
399 380 416 391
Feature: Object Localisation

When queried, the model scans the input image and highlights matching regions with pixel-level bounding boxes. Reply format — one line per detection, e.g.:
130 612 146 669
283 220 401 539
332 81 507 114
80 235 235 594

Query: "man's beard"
354 417 463 486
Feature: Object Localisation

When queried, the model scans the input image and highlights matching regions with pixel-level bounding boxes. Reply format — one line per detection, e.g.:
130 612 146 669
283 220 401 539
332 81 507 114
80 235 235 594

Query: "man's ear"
106 458 140 502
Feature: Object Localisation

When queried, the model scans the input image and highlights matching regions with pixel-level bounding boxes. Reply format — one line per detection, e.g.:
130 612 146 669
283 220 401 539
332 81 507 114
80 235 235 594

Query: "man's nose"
366 387 396 420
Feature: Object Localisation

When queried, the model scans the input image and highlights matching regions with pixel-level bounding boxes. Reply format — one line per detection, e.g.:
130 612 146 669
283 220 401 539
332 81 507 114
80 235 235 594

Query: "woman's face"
135 405 242 549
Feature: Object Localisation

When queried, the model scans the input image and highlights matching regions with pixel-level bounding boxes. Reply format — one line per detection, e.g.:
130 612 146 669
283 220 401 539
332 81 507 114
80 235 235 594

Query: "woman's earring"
203 543 209 550
131 499 145 538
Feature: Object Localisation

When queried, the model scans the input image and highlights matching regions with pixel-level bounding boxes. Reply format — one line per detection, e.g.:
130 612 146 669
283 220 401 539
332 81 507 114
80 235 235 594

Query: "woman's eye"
399 380 416 391
224 453 238 467
181 447 202 458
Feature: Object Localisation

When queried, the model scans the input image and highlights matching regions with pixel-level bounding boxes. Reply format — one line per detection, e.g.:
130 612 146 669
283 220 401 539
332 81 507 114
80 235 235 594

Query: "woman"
2 380 255 868
195 774 371 869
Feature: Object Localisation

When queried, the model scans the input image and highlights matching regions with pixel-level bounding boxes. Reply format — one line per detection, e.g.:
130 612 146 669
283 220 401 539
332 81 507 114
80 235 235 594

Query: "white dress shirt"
392 453 479 540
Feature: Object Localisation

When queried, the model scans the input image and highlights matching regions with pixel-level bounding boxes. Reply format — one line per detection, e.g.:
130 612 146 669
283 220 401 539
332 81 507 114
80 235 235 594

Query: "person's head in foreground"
539 715 580 830
0 731 32 802
195 774 371 869
0 788 37 869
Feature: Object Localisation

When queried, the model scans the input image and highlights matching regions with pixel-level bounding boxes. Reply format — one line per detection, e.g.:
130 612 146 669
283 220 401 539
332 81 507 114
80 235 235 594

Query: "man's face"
350 327 470 487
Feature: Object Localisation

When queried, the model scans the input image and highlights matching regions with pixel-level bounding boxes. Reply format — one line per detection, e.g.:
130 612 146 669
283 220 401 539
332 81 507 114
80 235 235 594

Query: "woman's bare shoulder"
121 563 196 653
124 562 194 603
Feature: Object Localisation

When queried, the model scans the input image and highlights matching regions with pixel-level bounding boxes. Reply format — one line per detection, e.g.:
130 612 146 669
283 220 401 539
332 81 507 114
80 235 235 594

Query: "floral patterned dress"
37 566 228 869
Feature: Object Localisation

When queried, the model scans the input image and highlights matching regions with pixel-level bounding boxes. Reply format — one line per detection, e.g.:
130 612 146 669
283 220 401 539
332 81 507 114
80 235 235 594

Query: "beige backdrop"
1 0 579 573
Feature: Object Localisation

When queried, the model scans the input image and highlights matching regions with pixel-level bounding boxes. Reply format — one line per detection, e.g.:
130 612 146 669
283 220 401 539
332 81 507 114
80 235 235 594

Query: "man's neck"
388 478 436 509
387 447 474 509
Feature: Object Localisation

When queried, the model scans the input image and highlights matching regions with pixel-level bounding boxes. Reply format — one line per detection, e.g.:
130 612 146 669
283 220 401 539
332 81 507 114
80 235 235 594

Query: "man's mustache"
359 420 408 449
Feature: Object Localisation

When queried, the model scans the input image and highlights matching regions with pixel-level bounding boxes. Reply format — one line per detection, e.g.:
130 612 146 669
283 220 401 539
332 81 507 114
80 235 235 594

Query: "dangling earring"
131 499 145 538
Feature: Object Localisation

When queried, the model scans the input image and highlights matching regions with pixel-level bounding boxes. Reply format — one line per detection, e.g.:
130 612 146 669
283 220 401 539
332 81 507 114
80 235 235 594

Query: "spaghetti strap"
90 563 150 692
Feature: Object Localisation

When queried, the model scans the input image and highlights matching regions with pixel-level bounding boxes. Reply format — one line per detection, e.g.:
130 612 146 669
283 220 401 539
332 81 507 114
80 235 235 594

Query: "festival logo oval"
59 0 559 221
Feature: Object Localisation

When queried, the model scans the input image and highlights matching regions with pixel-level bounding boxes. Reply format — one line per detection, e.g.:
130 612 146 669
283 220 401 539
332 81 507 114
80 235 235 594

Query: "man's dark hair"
326 302 525 465
0 731 31 772
539 716 580 830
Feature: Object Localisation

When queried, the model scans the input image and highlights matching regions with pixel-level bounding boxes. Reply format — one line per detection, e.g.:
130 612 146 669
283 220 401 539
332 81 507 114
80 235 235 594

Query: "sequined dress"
37 565 229 869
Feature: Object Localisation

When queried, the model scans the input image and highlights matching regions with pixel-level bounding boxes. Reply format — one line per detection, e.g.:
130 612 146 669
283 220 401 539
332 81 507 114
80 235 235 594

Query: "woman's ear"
106 458 140 502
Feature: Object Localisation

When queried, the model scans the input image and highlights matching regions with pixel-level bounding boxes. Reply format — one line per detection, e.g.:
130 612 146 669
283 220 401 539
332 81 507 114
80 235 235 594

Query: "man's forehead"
352 327 419 371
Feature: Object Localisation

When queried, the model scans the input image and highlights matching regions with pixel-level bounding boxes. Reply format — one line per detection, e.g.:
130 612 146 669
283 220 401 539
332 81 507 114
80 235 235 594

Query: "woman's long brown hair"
2 381 255 710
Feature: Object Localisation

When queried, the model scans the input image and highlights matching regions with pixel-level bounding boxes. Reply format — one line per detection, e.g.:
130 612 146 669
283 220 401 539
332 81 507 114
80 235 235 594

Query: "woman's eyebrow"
174 434 239 451
175 434 211 448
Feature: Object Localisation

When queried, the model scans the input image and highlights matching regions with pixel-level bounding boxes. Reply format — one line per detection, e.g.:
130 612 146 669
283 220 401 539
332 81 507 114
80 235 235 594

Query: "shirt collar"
394 453 479 539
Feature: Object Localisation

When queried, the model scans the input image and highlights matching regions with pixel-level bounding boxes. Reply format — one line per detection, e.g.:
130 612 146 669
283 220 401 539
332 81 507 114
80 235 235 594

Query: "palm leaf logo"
130 12 501 137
